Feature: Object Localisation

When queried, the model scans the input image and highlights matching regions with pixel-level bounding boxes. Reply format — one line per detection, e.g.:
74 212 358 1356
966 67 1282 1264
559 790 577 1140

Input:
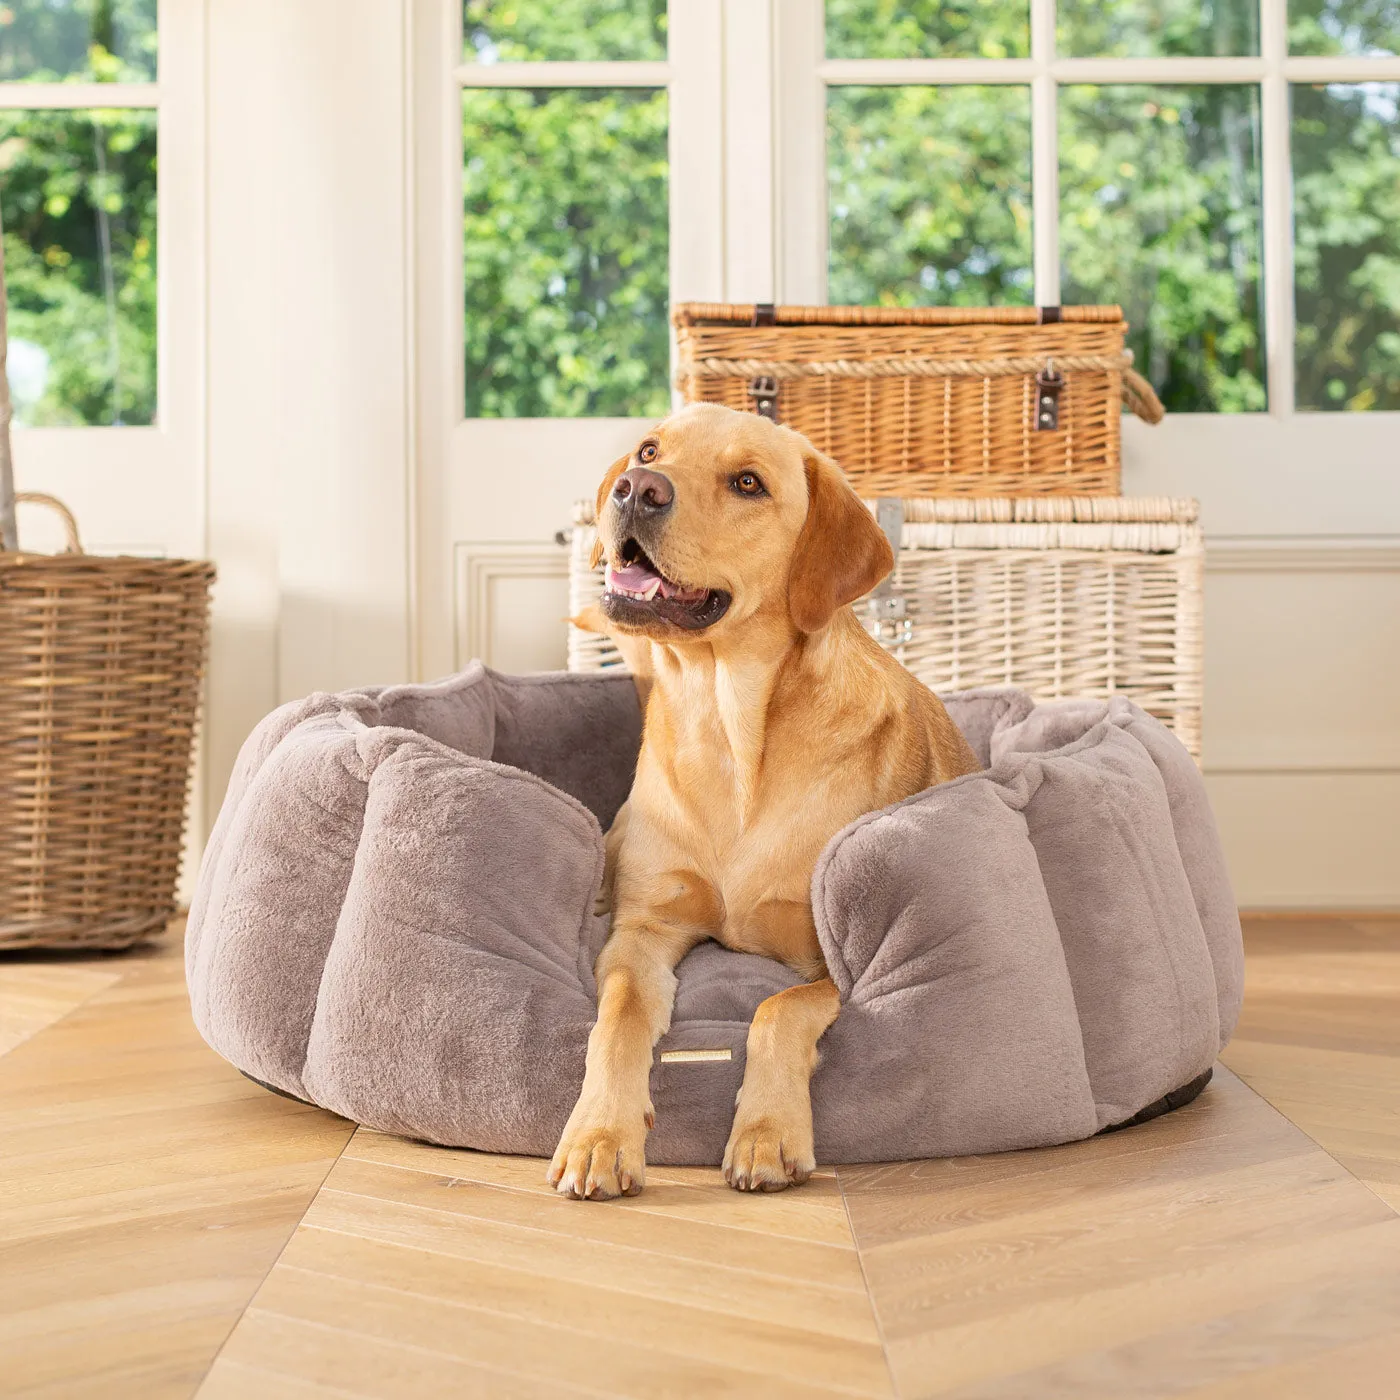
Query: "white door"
412 0 754 680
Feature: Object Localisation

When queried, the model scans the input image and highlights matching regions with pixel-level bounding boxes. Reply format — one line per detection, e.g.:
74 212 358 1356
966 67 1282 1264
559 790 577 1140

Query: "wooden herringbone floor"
2 915 1398 1398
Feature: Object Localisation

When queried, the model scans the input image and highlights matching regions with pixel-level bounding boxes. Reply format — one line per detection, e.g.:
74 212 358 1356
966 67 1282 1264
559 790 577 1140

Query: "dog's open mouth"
602 538 731 631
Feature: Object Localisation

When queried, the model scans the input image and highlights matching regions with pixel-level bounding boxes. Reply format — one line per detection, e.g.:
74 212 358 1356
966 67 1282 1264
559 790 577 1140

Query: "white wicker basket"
566 495 1204 759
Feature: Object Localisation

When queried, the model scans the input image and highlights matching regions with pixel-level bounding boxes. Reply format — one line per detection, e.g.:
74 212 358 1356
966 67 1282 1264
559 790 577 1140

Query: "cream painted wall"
203 0 412 837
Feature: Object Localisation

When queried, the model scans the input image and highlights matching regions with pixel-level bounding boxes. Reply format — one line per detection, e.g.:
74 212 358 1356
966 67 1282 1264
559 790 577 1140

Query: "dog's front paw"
723 1107 815 1193
547 1112 649 1201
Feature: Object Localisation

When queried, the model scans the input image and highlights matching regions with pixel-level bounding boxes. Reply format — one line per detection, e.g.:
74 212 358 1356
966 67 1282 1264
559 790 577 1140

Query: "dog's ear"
590 453 631 568
787 451 893 634
568 603 609 635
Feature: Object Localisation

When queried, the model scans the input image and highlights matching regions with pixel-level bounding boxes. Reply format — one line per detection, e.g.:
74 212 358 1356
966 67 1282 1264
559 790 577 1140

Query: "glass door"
412 0 725 679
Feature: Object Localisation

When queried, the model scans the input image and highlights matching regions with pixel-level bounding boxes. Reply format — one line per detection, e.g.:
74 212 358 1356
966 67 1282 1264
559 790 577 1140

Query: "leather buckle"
748 374 779 421
1035 361 1065 431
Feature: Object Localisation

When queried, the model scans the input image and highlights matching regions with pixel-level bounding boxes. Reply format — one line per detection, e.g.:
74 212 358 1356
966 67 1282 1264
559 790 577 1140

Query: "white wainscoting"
1203 538 1400 908
453 542 572 673
1205 773 1400 909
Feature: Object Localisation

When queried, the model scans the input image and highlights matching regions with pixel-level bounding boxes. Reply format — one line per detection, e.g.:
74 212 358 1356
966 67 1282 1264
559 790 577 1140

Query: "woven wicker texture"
0 494 215 951
567 495 1203 760
673 304 1164 498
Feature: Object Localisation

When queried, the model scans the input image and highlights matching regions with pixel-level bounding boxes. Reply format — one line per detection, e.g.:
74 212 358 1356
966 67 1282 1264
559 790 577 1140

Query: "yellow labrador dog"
549 403 979 1200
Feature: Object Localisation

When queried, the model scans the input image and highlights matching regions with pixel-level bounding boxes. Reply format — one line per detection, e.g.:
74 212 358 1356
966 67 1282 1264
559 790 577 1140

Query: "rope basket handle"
12 492 84 554
1122 367 1165 425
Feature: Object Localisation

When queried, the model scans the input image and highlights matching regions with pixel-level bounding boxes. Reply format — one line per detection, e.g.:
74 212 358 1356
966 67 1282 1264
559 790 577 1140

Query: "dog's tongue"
607 562 709 603
607 561 661 594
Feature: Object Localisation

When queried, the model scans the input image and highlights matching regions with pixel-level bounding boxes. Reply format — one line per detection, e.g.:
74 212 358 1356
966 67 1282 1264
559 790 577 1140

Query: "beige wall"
203 0 413 838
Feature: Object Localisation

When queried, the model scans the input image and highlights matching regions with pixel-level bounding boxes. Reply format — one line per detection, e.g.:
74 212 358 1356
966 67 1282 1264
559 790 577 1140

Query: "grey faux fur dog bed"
186 665 1243 1165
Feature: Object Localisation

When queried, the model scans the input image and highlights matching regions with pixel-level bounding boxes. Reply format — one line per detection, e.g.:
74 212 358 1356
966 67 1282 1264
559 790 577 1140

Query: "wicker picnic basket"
673 303 1164 497
567 495 1203 760
0 494 216 951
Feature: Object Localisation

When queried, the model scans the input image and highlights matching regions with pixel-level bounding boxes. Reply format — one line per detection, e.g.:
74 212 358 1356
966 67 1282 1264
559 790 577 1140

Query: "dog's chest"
655 730 849 897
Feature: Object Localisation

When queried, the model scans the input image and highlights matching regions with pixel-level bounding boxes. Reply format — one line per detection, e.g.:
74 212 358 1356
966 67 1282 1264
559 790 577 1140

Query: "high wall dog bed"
186 665 1243 1165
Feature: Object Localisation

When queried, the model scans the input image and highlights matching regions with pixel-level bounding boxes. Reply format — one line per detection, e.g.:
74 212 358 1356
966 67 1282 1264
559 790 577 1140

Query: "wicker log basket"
673 303 1165 497
0 495 215 951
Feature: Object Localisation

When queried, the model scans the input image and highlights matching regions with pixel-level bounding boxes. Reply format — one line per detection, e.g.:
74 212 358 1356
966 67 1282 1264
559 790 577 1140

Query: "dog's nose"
613 468 674 516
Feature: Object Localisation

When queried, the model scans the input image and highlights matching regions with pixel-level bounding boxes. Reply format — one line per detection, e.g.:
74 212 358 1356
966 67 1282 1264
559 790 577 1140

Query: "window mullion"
0 82 160 109
1260 0 1295 416
722 0 777 302
1031 0 1059 304
818 59 1036 84
774 0 826 304
669 0 726 305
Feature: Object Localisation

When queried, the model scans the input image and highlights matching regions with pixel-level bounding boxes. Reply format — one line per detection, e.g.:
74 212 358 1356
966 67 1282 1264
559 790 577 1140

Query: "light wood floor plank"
1222 916 1400 1210
197 1359 364 1400
0 934 357 1399
242 1260 883 1398
202 1125 893 1398
0 961 122 1057
274 1223 889 1392
209 1308 602 1398
346 1130 856 1246
838 1069 1400 1397
301 1178 879 1341
930 1234 1400 1399
323 1153 866 1289
1179 1327 1400 1400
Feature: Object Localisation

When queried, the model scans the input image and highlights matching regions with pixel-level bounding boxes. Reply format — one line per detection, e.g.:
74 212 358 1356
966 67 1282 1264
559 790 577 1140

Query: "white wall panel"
1203 548 1400 773
205 0 412 826
1206 772 1400 909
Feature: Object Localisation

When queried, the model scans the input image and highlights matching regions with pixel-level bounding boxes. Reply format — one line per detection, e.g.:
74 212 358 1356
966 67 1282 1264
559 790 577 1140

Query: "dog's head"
593 402 893 641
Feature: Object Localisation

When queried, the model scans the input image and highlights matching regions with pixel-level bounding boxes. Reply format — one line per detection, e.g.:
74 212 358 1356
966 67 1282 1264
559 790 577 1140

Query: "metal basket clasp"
860 499 913 647
748 375 779 421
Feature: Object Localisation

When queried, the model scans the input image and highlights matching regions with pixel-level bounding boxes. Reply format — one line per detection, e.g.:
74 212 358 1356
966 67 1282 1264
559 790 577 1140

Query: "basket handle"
1123 368 1165 425
14 492 83 554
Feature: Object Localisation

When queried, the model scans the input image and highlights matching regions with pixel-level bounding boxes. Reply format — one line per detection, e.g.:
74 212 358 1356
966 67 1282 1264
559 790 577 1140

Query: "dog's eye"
730 472 766 497
638 441 659 464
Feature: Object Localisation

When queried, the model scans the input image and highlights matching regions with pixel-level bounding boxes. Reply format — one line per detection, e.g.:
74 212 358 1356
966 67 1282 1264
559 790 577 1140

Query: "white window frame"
0 0 205 557
773 0 1400 420
435 0 728 422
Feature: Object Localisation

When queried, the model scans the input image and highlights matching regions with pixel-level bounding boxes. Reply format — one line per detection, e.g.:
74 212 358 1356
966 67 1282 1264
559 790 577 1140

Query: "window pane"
1289 1 1400 56
0 109 157 427
462 89 669 418
825 1 1029 60
463 0 665 62
1293 83 1400 410
1059 0 1259 57
828 87 1033 307
1060 85 1265 413
0 0 157 82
